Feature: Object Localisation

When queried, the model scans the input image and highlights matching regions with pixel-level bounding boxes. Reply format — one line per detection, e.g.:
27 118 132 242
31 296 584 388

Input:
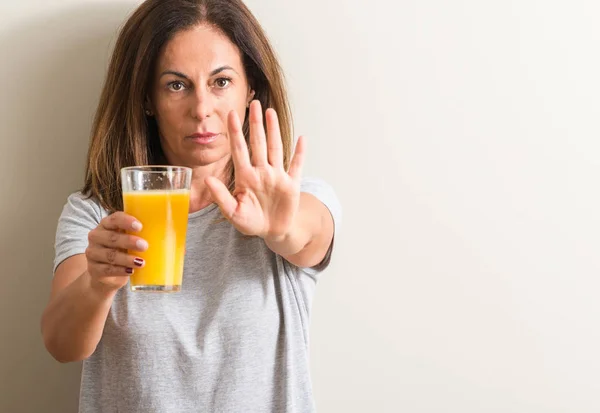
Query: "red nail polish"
126 268 134 274
133 258 144 267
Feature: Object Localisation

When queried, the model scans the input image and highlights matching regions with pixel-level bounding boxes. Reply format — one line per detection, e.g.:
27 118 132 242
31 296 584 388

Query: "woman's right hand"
85 212 148 292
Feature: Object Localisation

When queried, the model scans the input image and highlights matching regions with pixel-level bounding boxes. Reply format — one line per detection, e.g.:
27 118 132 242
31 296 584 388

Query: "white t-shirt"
53 177 341 413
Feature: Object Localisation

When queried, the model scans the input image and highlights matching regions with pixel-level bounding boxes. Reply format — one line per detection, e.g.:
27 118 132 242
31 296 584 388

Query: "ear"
247 89 256 107
144 96 154 116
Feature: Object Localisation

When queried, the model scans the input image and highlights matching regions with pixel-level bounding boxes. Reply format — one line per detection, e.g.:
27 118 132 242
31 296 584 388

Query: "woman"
41 0 340 412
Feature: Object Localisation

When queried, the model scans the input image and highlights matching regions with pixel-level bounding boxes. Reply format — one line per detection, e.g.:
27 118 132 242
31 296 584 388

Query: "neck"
187 156 231 213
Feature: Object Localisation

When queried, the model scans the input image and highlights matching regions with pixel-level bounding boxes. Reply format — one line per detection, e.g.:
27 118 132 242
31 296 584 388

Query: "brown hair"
83 0 293 212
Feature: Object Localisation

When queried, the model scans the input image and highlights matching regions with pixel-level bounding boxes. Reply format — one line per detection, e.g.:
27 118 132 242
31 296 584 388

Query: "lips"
187 132 220 144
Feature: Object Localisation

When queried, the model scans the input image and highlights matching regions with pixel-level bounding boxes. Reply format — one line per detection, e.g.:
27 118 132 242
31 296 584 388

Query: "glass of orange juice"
121 166 192 292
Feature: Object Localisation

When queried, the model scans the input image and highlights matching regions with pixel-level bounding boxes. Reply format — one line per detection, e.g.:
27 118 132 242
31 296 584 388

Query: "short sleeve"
298 177 342 276
53 192 106 274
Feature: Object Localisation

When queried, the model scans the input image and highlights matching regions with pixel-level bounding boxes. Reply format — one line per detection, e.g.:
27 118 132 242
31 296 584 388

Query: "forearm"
264 207 313 257
41 271 116 363
264 193 333 267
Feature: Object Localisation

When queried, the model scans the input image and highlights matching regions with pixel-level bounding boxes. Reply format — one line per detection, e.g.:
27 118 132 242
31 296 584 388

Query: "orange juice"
123 189 190 292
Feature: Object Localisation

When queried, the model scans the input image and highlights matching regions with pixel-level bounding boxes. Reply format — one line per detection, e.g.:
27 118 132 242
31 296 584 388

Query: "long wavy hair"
83 0 293 212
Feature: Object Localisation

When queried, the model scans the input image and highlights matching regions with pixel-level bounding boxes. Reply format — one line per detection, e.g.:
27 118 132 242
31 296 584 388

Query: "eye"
214 78 231 88
167 81 186 92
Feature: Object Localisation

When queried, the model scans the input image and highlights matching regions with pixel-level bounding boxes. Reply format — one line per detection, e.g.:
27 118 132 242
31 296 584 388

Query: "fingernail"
132 221 142 231
136 239 149 251
133 258 144 267
126 268 134 274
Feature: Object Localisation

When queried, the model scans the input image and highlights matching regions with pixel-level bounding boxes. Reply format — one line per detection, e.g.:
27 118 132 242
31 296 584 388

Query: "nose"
190 88 214 120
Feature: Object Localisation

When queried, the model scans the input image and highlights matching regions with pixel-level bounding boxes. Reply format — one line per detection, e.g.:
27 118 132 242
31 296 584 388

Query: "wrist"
264 223 309 257
264 230 290 245
84 272 119 301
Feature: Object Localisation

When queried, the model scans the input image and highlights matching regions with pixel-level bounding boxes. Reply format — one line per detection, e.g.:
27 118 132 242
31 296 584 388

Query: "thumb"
205 176 238 220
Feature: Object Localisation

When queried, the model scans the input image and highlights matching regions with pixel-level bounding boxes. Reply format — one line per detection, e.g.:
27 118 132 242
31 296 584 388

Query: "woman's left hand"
205 100 305 241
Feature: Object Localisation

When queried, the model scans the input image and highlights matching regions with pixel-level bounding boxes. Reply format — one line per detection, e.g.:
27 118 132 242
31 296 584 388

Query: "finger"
101 212 143 232
89 261 134 277
288 135 306 184
88 228 149 252
205 176 239 220
249 100 268 167
227 110 252 172
265 108 283 168
86 246 145 269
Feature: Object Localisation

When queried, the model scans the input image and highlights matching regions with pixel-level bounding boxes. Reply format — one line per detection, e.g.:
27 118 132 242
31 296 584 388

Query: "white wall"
2 1 598 412
0 1 139 412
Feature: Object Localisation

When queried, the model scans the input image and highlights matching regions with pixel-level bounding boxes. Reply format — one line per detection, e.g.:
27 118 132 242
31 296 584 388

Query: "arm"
41 255 117 363
264 192 334 268
205 102 339 270
41 210 147 363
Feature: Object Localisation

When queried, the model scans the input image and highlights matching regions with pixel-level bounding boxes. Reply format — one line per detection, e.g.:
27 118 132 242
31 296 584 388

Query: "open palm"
205 101 305 239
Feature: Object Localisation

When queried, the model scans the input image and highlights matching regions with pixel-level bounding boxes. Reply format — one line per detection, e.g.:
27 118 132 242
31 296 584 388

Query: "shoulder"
54 192 107 273
300 176 335 191
300 176 342 226
59 191 109 224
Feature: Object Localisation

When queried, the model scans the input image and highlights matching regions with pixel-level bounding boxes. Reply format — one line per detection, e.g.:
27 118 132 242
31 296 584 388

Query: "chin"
185 147 231 167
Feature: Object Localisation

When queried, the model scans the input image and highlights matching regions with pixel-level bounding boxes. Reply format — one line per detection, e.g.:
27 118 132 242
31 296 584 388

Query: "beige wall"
0 2 138 412
2 1 600 412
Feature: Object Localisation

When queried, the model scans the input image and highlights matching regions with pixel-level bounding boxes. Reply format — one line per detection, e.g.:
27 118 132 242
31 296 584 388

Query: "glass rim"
121 165 192 174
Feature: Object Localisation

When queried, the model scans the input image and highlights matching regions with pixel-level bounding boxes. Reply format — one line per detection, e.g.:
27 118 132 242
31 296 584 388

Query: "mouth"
186 132 220 145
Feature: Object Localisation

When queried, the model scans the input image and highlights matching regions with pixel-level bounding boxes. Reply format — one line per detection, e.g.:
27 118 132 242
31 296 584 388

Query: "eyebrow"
159 66 237 80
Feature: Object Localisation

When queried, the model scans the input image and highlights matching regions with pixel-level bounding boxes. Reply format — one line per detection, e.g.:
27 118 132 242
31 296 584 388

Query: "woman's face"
150 24 254 169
